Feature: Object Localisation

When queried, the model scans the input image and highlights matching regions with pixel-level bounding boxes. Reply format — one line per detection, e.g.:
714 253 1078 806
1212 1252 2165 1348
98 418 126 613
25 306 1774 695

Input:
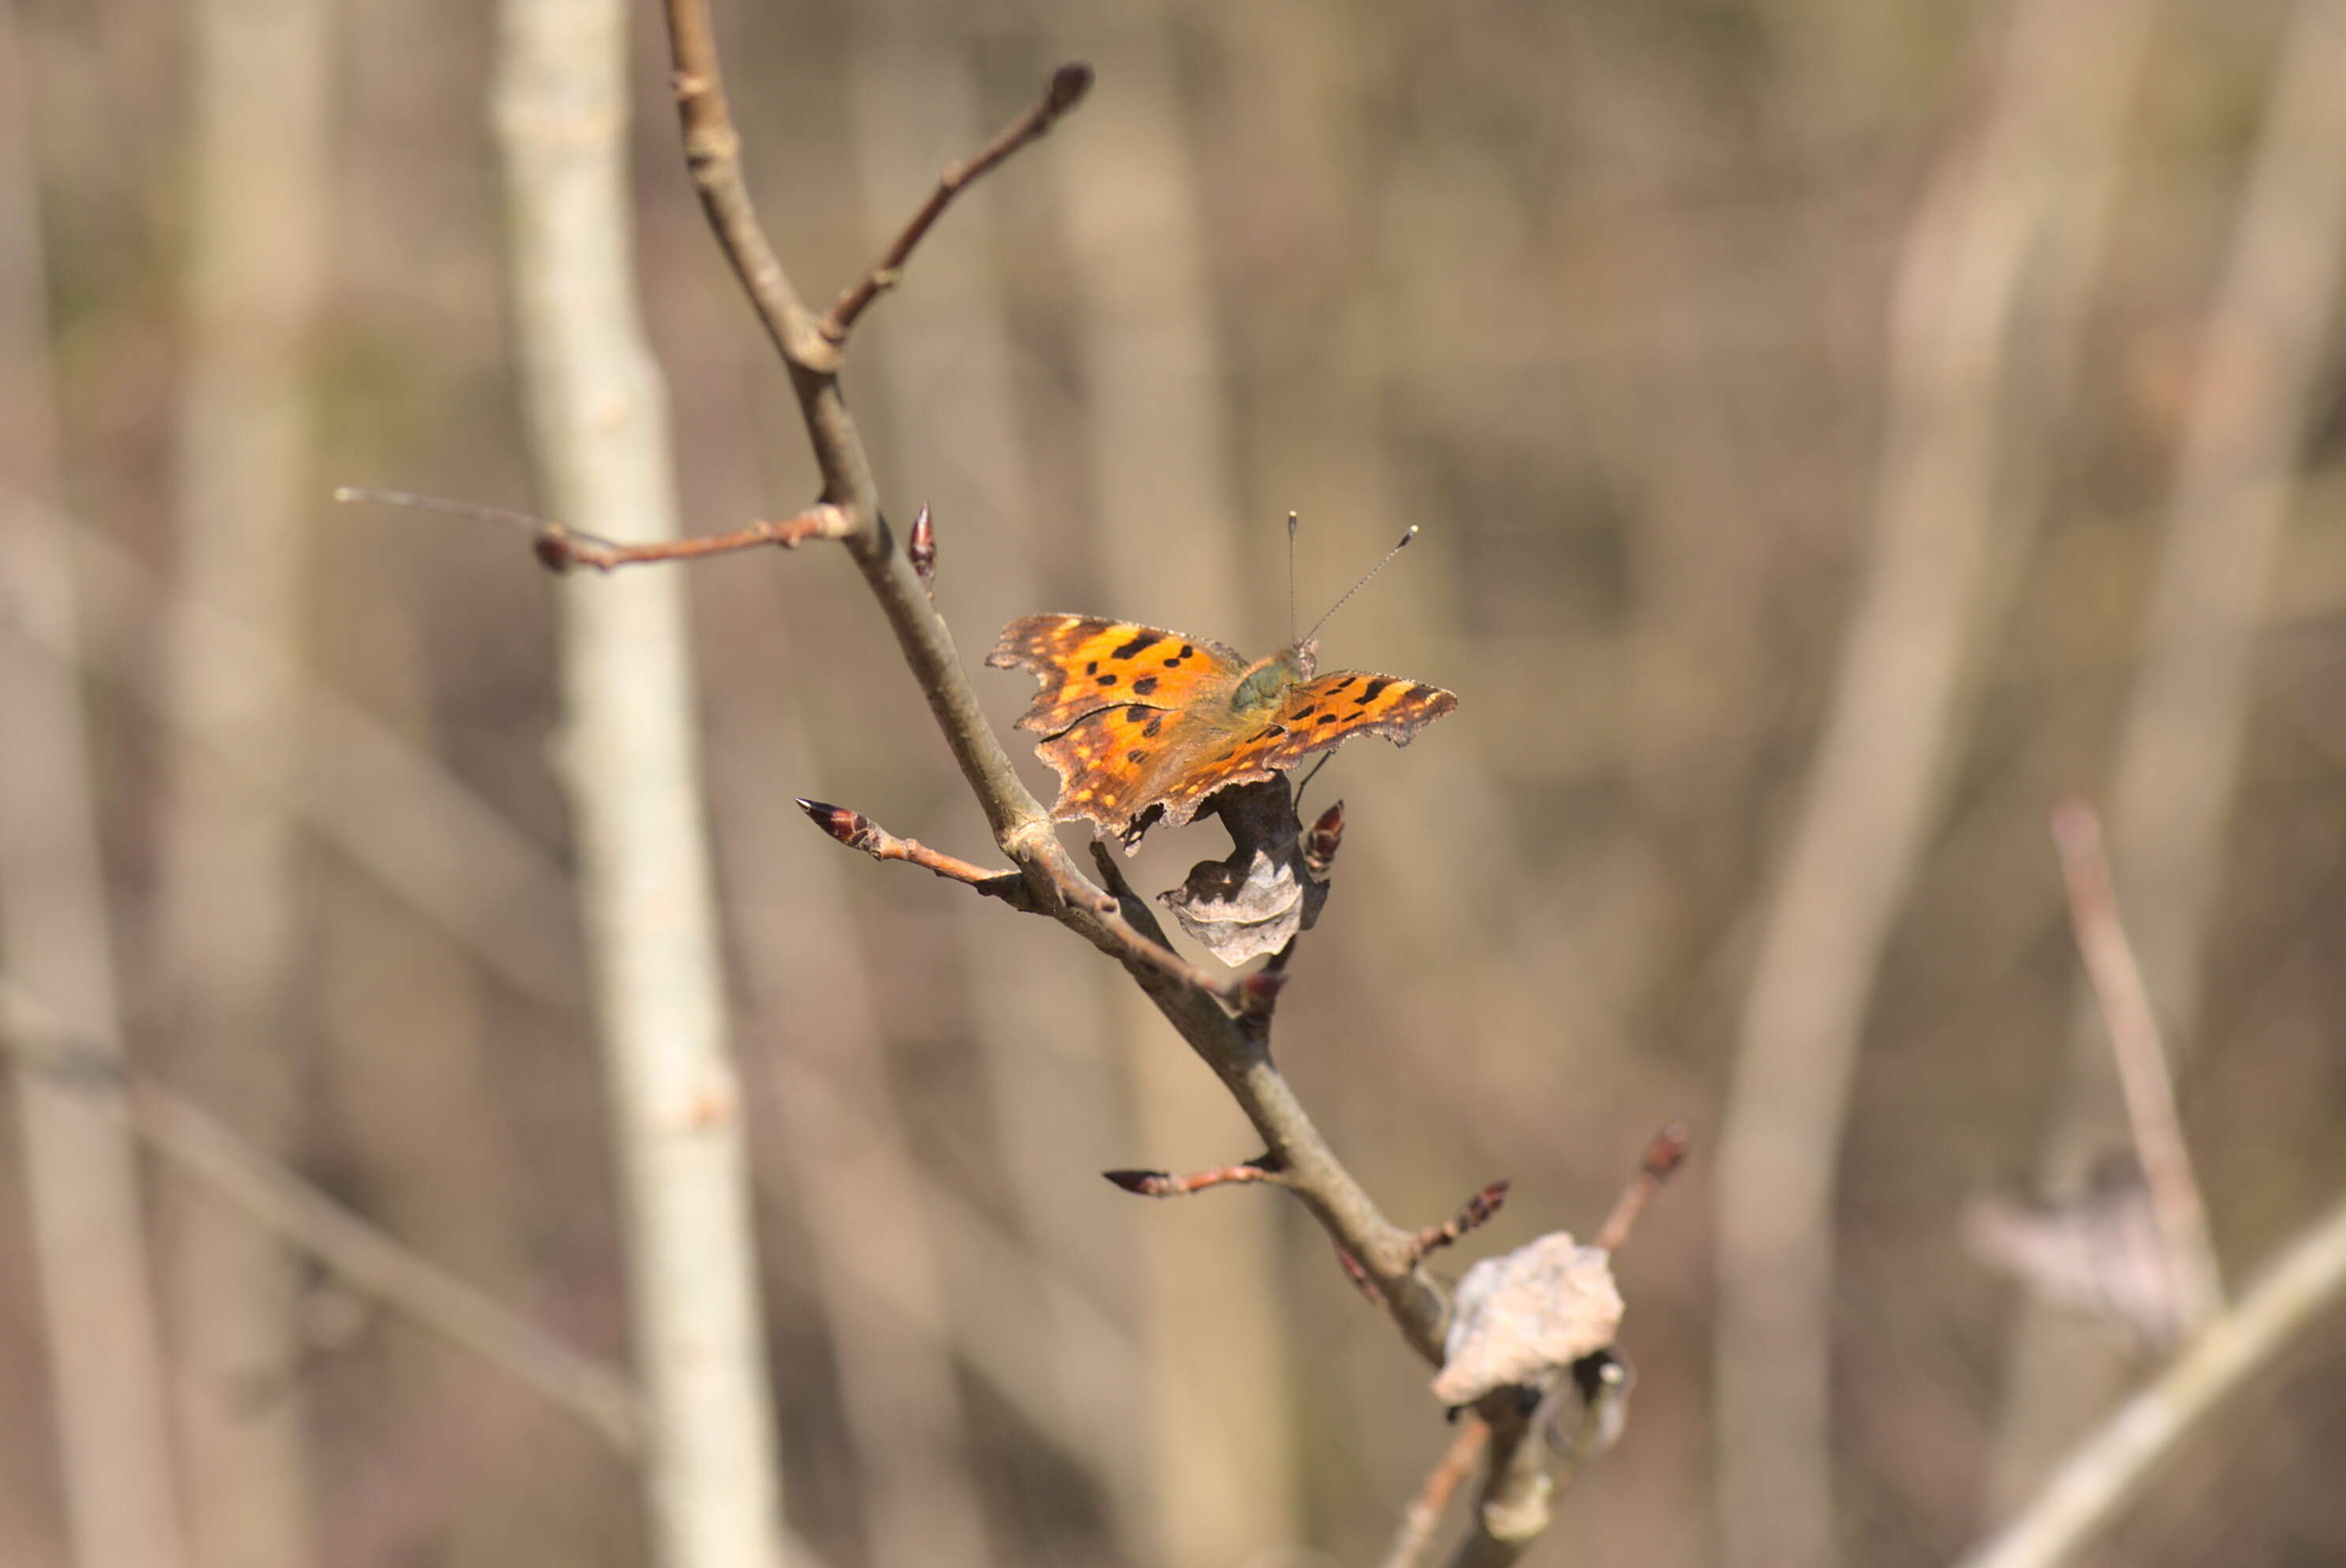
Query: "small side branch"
1596 1119 1692 1252
820 63 1093 346
1102 1156 1291 1198
2051 801 2223 1330
796 799 1027 902
335 488 852 573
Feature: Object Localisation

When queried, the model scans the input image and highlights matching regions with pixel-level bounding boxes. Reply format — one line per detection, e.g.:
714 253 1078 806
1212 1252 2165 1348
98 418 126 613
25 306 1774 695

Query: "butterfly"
987 615 1456 850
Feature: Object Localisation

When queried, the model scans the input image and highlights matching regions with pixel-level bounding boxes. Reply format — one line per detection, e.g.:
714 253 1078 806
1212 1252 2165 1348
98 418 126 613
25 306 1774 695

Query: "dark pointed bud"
796 798 877 852
1237 967 1288 1018
1048 62 1094 115
908 506 936 582
532 531 577 573
1644 1119 1691 1181
1463 1179 1511 1230
1101 1169 1167 1195
1303 799 1345 875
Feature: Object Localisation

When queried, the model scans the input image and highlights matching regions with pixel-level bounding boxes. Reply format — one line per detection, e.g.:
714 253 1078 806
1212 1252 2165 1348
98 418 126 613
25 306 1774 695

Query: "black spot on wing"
1111 630 1164 660
1132 675 1159 696
1353 676 1393 705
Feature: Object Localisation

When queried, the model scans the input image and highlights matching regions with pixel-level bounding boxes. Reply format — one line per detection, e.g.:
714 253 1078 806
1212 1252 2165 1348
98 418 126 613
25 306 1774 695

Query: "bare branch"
821 62 1093 345
2050 800 2223 1330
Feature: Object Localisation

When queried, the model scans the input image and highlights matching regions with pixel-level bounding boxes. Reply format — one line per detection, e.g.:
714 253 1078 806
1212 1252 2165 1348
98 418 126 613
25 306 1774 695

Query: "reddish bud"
1102 1169 1167 1196
1643 1119 1691 1182
908 506 936 582
532 532 576 573
1462 1179 1511 1231
1303 800 1345 875
1048 61 1094 115
796 798 876 852
1237 967 1288 1018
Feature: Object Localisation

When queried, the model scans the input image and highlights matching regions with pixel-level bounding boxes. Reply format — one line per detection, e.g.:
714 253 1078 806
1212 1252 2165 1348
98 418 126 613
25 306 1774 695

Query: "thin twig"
0 980 645 1457
1379 1419 1491 1568
335 488 852 573
1102 1159 1291 1198
821 62 1093 345
1954 1186 2346 1568
795 799 1026 901
1596 1119 1692 1252
2050 799 2224 1333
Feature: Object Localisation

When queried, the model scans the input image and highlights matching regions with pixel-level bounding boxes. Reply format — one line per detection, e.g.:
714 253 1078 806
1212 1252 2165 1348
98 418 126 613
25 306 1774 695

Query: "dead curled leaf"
1156 777 1328 966
1432 1231 1625 1406
1160 844 1325 964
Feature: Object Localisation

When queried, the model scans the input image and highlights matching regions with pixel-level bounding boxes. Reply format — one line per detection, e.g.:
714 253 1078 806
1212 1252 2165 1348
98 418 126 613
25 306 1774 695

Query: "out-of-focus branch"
1955 1186 2346 1568
1710 5 2150 1562
0 981 645 1458
0 13 188 1557
494 1 786 1565
1381 1421 1490 1568
2050 801 2222 1330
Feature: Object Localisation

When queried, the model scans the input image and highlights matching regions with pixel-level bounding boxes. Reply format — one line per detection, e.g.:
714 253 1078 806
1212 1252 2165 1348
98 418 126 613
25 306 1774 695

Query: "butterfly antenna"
333 487 562 538
1302 525 1418 643
1287 510 1300 645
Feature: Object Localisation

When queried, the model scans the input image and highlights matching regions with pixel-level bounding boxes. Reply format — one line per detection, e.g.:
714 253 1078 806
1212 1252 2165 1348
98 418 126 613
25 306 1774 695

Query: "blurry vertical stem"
1710 4 2147 1565
0 9 189 1567
1994 0 2346 1495
152 0 332 1557
492 2 788 1566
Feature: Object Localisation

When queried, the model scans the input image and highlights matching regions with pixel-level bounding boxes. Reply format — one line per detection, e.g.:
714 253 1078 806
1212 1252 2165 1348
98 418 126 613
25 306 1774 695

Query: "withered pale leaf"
1432 1231 1624 1405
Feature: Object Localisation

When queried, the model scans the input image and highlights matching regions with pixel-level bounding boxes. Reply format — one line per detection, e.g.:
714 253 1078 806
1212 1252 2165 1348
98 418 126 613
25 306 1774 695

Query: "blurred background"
4 0 2346 1565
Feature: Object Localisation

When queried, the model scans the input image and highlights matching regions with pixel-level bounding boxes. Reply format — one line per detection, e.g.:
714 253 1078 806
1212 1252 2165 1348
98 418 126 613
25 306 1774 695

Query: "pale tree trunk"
0 9 188 1563
150 0 332 1560
1710 2 2149 1564
492 1 788 1565
1991 0 2346 1502
1043 10 1302 1566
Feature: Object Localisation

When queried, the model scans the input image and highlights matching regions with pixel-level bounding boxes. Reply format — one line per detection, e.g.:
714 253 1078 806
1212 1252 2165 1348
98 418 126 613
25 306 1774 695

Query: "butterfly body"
988 613 1455 849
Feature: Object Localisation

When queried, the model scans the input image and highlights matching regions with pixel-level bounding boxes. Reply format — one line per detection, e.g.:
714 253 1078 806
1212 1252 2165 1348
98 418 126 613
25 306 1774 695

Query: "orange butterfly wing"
987 615 1246 736
1146 668 1458 833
